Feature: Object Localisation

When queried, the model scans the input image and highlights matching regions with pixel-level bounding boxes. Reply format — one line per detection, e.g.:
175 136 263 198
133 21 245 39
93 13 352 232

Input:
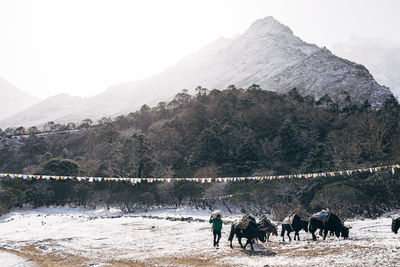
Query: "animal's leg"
229 225 235 249
323 229 328 240
250 239 254 251
243 239 249 249
238 237 243 248
310 227 317 241
267 233 270 242
281 227 285 242
319 229 323 236
287 231 292 242
295 231 300 241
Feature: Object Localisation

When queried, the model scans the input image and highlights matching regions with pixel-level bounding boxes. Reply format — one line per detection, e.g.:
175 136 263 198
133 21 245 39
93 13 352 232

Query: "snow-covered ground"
0 207 399 266
0 251 36 266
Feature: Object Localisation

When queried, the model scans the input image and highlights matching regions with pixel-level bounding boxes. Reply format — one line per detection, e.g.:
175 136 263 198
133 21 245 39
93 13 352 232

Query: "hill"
1 87 399 217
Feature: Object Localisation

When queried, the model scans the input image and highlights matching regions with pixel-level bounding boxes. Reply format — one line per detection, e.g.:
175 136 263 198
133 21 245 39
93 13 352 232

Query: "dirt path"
1 246 233 267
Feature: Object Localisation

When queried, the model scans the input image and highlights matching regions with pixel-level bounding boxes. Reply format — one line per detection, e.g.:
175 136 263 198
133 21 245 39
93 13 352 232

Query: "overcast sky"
0 0 399 99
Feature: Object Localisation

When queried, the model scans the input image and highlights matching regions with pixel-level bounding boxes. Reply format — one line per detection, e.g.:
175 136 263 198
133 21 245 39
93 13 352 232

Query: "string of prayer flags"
1 164 399 184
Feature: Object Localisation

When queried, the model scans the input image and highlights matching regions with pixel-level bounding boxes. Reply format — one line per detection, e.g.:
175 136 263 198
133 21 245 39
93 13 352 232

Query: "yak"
392 217 400 234
228 217 267 251
281 214 308 242
258 215 278 241
309 212 349 241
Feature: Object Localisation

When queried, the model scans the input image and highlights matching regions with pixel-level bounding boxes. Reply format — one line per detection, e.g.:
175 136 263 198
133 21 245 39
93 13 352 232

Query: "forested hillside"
1 85 400 218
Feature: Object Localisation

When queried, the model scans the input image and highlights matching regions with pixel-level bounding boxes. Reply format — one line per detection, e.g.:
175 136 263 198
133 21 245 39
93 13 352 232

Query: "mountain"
332 36 400 97
0 16 392 128
0 78 40 124
0 94 85 128
103 17 390 113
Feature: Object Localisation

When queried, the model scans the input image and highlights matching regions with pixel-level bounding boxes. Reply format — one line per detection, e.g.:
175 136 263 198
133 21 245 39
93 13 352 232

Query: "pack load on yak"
309 209 349 241
311 209 331 222
281 213 309 242
258 215 278 241
234 214 256 229
282 213 296 225
392 215 400 234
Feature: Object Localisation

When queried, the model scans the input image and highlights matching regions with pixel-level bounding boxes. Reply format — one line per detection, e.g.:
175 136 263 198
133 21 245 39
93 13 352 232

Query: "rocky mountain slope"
0 16 392 128
332 36 400 97
0 78 40 123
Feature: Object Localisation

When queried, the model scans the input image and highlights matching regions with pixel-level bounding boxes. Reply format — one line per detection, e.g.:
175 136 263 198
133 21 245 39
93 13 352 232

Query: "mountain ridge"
0 16 392 128
332 36 400 97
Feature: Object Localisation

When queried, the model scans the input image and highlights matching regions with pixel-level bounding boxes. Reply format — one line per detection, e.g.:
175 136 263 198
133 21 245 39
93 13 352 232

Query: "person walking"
209 214 223 247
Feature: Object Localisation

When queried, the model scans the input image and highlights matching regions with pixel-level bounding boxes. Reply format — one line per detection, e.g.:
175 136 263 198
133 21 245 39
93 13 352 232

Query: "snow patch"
0 251 35 267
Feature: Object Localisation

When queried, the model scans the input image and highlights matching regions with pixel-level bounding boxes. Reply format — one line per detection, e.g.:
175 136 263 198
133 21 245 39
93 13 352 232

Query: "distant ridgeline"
1 87 400 218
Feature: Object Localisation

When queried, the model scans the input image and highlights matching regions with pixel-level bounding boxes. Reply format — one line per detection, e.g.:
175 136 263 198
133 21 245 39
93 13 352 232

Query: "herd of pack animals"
228 210 400 251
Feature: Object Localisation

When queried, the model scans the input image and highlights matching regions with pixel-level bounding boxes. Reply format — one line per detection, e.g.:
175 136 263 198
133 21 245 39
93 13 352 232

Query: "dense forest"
1 85 400 219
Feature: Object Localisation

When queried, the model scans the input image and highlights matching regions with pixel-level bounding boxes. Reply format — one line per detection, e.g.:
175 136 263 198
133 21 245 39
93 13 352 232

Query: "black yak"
309 211 349 241
392 217 400 234
281 214 308 242
228 217 266 250
258 215 278 241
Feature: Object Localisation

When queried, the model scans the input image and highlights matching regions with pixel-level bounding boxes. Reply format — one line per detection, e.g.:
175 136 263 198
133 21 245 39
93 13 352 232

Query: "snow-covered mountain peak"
234 16 318 60
246 16 293 36
0 17 393 128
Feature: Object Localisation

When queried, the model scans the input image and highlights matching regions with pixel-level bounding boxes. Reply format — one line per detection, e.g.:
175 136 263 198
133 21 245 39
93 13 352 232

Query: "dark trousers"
213 230 221 246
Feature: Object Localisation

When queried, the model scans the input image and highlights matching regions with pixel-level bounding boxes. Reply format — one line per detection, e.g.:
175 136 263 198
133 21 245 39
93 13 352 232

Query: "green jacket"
209 218 223 231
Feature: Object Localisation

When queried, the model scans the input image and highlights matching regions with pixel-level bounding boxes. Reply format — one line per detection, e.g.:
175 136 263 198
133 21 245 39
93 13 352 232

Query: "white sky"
0 0 399 99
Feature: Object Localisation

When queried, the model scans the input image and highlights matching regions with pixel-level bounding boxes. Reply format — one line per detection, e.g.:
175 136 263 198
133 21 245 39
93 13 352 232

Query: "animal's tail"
228 224 235 241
